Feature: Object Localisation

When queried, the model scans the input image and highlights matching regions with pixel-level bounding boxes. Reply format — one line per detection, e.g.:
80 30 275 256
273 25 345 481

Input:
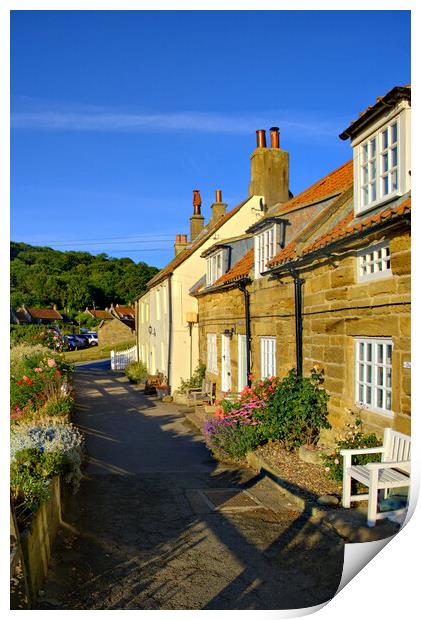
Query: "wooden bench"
186 379 216 406
341 428 411 527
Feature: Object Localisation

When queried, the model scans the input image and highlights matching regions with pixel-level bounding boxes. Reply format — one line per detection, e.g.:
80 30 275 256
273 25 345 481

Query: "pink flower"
34 367 43 373
334 458 340 465
47 358 56 367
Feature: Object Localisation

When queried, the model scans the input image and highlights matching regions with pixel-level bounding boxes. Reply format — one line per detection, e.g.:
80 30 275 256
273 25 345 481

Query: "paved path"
37 365 344 610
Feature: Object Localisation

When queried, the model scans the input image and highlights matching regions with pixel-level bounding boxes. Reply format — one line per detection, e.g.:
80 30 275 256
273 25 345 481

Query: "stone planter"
20 476 63 602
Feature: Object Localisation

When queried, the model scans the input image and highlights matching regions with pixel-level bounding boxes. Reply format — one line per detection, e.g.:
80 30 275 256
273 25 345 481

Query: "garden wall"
21 476 62 602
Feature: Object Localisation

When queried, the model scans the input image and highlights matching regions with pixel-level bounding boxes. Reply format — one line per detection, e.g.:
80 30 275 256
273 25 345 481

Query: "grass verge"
63 341 136 363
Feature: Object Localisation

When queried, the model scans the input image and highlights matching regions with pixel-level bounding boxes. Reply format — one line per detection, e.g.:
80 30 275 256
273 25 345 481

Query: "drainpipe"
238 280 252 387
167 274 173 392
289 269 304 377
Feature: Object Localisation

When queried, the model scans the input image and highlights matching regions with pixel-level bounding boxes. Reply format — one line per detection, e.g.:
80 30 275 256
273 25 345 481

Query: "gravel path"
36 366 344 610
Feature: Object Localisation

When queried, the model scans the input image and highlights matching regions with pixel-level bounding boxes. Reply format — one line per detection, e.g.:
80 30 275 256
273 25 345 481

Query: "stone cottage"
192 85 411 442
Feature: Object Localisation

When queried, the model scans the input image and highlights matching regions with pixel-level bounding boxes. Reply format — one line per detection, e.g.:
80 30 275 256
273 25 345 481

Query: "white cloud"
11 98 346 136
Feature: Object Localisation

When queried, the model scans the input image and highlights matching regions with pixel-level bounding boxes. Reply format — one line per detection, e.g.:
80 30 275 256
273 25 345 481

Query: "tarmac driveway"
37 365 344 610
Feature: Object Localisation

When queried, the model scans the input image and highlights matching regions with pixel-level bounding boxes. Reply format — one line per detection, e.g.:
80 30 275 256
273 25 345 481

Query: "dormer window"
339 87 411 216
247 218 287 278
206 249 228 286
256 225 275 276
359 120 399 212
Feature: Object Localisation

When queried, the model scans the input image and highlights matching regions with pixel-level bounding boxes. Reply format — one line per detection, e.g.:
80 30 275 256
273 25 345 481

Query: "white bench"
340 428 411 527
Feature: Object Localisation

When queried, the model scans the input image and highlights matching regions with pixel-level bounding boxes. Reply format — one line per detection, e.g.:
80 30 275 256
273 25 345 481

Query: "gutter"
237 279 252 387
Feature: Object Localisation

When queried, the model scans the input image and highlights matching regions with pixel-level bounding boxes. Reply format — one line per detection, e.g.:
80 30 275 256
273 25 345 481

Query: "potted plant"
156 383 169 398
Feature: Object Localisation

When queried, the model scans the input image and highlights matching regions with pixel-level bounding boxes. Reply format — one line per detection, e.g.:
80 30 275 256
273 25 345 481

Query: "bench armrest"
340 447 385 457
365 460 411 472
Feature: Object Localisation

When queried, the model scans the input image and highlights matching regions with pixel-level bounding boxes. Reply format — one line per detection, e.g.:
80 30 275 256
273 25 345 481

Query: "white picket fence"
110 345 138 370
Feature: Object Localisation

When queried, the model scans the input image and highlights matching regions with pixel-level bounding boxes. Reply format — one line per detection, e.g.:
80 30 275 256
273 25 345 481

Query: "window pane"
359 384 364 402
370 138 376 157
359 364 364 381
367 344 372 362
386 367 392 388
370 160 376 179
366 365 372 383
382 152 388 173
362 186 368 206
386 391 392 411
377 389 383 408
383 176 389 196
377 344 384 363
386 345 392 365
371 182 377 201
392 147 398 167
362 165 368 184
366 386 372 404
391 170 398 191
377 366 383 386
359 342 364 361
382 130 388 149
391 123 397 143
362 143 368 162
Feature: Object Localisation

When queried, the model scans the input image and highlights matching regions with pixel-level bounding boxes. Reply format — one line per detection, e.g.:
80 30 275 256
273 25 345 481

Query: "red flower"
17 381 24 385
23 376 33 385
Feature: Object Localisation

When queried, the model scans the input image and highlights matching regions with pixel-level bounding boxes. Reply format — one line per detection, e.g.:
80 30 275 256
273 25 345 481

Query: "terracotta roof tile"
27 308 63 320
115 305 135 317
267 240 297 268
214 249 254 286
274 160 353 215
301 198 411 256
88 309 113 320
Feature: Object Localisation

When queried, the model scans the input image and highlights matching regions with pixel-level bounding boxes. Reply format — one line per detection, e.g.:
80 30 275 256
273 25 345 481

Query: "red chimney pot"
270 127 280 149
256 129 267 148
181 234 187 244
215 189 222 203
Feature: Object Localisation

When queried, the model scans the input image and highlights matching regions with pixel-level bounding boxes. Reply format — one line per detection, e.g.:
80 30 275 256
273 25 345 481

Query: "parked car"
80 333 98 347
63 334 89 350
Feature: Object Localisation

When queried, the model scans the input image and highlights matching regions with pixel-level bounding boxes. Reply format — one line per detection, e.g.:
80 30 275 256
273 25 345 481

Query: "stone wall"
197 226 411 443
98 319 136 348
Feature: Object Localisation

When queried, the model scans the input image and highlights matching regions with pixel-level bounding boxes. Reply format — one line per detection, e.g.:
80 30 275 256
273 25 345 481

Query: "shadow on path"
37 366 344 610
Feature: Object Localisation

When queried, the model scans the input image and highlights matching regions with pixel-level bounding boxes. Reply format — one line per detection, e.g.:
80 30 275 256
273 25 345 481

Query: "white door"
221 334 232 392
238 335 247 392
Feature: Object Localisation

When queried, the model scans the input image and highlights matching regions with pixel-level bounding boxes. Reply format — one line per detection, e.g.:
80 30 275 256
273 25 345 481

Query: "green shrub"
321 417 382 482
10 325 64 350
179 362 206 391
257 369 331 450
125 361 148 383
10 448 68 529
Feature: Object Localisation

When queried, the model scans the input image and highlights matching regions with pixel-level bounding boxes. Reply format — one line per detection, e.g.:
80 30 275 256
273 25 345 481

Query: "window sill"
355 190 402 217
356 402 394 418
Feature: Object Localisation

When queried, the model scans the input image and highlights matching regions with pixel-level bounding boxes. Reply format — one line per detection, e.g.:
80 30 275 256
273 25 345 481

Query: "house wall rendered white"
136 195 265 392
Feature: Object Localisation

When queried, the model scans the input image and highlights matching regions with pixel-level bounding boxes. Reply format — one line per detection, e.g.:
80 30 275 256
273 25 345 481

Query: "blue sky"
11 10 411 268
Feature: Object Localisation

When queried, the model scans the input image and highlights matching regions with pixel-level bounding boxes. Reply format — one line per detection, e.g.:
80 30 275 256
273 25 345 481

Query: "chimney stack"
248 127 289 208
174 233 187 256
209 189 227 227
190 190 205 241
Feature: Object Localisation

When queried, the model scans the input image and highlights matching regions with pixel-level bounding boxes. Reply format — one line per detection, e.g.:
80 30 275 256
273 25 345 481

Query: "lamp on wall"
223 327 235 338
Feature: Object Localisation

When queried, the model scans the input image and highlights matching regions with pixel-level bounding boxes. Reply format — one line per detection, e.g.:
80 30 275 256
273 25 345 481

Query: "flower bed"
10 343 82 535
204 368 330 461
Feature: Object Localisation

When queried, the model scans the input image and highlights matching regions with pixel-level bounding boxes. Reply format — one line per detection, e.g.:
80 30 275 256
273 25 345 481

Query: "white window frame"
260 336 276 379
354 105 410 215
155 289 161 321
207 333 218 374
357 240 392 282
355 337 393 416
206 249 226 286
255 224 276 277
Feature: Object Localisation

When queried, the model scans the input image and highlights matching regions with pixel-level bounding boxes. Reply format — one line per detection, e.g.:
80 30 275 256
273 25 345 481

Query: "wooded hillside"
10 242 159 311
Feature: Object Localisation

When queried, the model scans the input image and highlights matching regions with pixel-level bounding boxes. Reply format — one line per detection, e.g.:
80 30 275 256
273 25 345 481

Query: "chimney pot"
175 234 181 243
192 189 202 215
181 234 187 244
270 127 280 149
215 189 222 203
256 129 267 148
